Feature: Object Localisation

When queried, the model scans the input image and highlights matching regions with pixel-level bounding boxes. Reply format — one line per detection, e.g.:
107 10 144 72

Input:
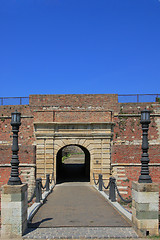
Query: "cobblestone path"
24 182 138 239
23 226 138 239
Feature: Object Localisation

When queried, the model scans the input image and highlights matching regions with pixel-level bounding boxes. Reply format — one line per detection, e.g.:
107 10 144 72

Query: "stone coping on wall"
33 109 114 112
0 163 36 167
115 113 160 117
112 163 160 166
35 134 114 138
0 115 33 118
33 121 115 125
114 140 160 145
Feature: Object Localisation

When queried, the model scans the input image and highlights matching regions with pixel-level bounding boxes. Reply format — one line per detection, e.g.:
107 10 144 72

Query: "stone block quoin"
132 181 159 236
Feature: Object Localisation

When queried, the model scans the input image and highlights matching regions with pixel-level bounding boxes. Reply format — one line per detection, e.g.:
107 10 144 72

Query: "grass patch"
62 153 71 163
147 235 160 239
72 152 84 155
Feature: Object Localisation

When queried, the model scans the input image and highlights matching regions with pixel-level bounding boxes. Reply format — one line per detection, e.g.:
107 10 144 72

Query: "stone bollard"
1 184 28 238
132 181 159 237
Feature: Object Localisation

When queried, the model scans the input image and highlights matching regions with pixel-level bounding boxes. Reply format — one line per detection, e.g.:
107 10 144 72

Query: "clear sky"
0 0 160 97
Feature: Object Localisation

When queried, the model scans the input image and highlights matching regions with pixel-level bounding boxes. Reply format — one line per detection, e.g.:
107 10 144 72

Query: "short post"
46 174 50 191
39 178 42 200
132 109 159 237
35 178 41 203
98 174 103 191
109 177 116 202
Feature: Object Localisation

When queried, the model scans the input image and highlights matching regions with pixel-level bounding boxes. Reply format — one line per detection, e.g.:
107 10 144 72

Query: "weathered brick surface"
114 166 160 197
34 111 54 122
34 111 112 123
29 94 118 110
54 111 112 122
112 102 160 210
112 145 160 164
112 103 160 160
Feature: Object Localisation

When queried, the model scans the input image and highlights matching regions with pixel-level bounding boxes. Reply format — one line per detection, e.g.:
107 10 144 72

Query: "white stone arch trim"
54 138 92 155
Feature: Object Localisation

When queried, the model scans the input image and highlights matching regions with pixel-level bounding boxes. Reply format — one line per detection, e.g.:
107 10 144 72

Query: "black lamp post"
8 110 22 185
138 109 152 183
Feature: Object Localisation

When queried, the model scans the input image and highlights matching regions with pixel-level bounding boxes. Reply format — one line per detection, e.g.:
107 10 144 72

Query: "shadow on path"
26 218 53 234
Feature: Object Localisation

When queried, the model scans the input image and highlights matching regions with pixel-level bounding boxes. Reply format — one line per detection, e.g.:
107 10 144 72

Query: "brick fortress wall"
0 94 160 215
112 102 160 206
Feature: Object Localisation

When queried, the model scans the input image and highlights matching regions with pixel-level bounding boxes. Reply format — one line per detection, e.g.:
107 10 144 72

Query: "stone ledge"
136 211 158 220
132 217 159 230
135 202 159 212
2 184 28 194
132 189 159 203
132 181 159 192
0 163 36 167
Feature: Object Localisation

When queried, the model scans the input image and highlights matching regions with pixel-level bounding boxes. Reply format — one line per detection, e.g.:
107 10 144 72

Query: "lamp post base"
8 177 22 185
138 175 152 183
1 184 28 238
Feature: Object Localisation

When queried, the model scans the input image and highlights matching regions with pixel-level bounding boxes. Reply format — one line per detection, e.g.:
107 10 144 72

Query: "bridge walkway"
24 182 138 239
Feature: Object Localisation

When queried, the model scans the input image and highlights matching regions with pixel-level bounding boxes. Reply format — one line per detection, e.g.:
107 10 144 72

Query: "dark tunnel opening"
56 145 90 183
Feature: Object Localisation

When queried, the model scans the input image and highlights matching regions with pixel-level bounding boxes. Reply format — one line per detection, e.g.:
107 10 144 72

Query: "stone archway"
56 144 90 183
34 122 114 185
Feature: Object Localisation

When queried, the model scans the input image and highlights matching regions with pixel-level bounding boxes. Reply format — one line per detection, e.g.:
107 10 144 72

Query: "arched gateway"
56 144 90 182
34 122 114 185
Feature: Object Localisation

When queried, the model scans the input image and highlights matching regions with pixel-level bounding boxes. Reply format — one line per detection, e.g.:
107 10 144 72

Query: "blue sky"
0 0 160 97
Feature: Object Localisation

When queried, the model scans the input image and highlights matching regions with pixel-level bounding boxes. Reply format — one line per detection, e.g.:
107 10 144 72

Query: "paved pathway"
23 182 138 239
28 183 130 227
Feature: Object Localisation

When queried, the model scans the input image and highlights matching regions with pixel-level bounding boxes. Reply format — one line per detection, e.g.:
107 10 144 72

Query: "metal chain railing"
28 173 55 204
40 179 46 189
93 173 99 186
114 181 132 203
102 177 111 190
93 173 132 203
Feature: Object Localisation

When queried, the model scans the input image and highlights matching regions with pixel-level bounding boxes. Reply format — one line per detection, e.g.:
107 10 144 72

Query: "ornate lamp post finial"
8 110 22 185
138 108 152 183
